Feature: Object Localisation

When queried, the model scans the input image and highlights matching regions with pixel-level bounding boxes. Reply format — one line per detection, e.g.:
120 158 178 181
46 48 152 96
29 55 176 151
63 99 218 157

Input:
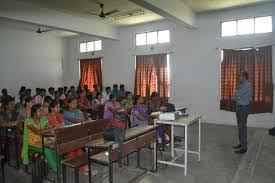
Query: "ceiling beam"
129 0 196 28
0 0 118 39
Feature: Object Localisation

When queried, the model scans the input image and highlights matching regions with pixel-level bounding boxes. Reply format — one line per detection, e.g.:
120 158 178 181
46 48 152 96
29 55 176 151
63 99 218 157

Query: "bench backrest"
111 128 156 162
54 119 109 155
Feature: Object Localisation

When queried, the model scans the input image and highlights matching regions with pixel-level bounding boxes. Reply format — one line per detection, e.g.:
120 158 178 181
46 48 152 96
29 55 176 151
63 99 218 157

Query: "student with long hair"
21 104 59 172
47 101 64 128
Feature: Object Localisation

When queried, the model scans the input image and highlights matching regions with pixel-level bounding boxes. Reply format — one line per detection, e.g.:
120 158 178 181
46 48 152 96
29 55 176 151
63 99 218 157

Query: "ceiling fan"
88 1 119 18
36 27 52 34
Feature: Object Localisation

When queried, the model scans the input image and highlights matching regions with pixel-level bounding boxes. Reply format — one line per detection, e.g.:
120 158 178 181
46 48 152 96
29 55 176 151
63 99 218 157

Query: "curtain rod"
132 51 174 56
216 43 275 50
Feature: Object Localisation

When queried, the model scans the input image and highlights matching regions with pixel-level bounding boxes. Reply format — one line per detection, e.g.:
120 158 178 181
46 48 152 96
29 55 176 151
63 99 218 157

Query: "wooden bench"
87 125 157 183
43 119 109 183
0 121 22 169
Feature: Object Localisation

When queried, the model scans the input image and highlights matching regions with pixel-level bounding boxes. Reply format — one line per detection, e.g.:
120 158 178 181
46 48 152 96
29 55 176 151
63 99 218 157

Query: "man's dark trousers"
236 105 249 150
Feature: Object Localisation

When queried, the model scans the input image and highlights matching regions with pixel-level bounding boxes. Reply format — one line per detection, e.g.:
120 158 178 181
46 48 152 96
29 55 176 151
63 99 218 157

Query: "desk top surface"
156 113 202 126
0 121 22 128
86 125 156 148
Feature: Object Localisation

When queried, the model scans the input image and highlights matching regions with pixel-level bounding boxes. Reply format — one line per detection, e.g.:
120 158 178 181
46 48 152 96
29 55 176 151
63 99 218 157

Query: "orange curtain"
79 58 102 91
134 54 168 97
220 46 273 113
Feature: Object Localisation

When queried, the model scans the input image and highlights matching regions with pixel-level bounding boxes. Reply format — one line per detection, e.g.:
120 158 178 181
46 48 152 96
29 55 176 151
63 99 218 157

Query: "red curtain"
220 46 273 113
79 58 102 91
134 54 169 97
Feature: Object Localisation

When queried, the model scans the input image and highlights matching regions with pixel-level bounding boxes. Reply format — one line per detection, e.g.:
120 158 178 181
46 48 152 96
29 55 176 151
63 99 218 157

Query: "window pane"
80 43 87 53
237 18 254 35
255 16 272 33
94 40 102 51
136 33 146 46
147 31 157 45
87 42 94 52
158 30 170 43
222 21 237 37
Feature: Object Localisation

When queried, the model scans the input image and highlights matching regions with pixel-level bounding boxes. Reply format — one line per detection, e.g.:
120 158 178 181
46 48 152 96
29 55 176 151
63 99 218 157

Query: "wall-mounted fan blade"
104 9 119 16
36 28 52 34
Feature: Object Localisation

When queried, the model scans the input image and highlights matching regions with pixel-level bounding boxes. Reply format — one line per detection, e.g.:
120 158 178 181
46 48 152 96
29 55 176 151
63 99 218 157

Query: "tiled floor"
3 123 275 183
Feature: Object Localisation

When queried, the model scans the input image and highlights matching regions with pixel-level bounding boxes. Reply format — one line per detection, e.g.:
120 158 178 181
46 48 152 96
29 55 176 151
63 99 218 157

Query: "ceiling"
181 0 274 13
15 0 163 26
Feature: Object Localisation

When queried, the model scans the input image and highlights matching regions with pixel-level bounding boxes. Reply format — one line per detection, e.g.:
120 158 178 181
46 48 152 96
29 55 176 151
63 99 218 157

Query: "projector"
159 112 177 121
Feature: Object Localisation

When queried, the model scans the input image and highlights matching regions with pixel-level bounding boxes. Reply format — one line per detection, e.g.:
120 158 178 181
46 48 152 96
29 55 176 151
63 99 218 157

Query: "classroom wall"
63 2 275 128
0 20 64 96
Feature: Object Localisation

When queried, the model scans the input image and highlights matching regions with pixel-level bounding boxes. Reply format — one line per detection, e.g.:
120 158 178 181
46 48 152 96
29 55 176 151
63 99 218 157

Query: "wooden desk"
87 125 157 183
154 113 202 176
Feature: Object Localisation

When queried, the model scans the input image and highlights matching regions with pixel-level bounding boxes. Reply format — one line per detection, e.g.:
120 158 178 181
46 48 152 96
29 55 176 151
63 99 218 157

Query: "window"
147 31 158 45
222 21 237 37
135 54 170 97
221 16 272 37
237 18 254 35
79 40 102 53
135 30 170 46
220 46 273 114
87 42 94 52
136 33 146 46
158 30 170 43
94 40 102 51
80 43 87 53
79 58 102 91
255 16 272 33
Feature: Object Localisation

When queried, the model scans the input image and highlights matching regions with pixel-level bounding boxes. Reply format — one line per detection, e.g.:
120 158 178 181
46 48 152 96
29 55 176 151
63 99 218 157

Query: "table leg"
171 125 174 159
184 125 188 176
198 118 201 162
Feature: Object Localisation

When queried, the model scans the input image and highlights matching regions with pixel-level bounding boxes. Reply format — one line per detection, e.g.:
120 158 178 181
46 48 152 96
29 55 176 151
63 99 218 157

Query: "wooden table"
154 113 202 176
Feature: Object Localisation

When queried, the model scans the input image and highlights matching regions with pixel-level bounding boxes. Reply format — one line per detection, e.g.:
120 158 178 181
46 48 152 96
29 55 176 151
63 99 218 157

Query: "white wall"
63 2 275 128
0 20 64 96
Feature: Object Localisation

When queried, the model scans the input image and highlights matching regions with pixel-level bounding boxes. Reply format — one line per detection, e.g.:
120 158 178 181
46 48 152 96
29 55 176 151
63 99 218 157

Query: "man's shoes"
234 149 247 154
232 144 242 149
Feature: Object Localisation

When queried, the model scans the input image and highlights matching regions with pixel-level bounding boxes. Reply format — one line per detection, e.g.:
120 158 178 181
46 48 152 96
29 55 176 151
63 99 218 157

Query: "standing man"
233 71 252 154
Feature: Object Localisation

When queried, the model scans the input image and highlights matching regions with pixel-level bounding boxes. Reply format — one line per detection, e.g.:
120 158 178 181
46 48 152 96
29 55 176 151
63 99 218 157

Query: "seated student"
68 86 77 99
58 87 66 101
0 88 12 104
103 111 127 166
91 84 101 99
48 87 55 100
90 93 104 119
21 104 59 172
118 84 126 98
103 95 121 120
63 98 85 125
41 102 50 117
78 90 92 111
111 84 119 98
1 98 18 122
148 92 162 113
120 91 133 112
92 93 104 110
47 101 64 128
17 97 33 121
25 89 32 98
148 92 171 145
32 88 43 105
102 86 111 103
130 96 148 127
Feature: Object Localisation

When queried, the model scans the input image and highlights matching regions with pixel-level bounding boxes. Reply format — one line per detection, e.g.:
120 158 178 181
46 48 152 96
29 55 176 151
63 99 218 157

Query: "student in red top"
78 90 92 111
47 101 64 128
